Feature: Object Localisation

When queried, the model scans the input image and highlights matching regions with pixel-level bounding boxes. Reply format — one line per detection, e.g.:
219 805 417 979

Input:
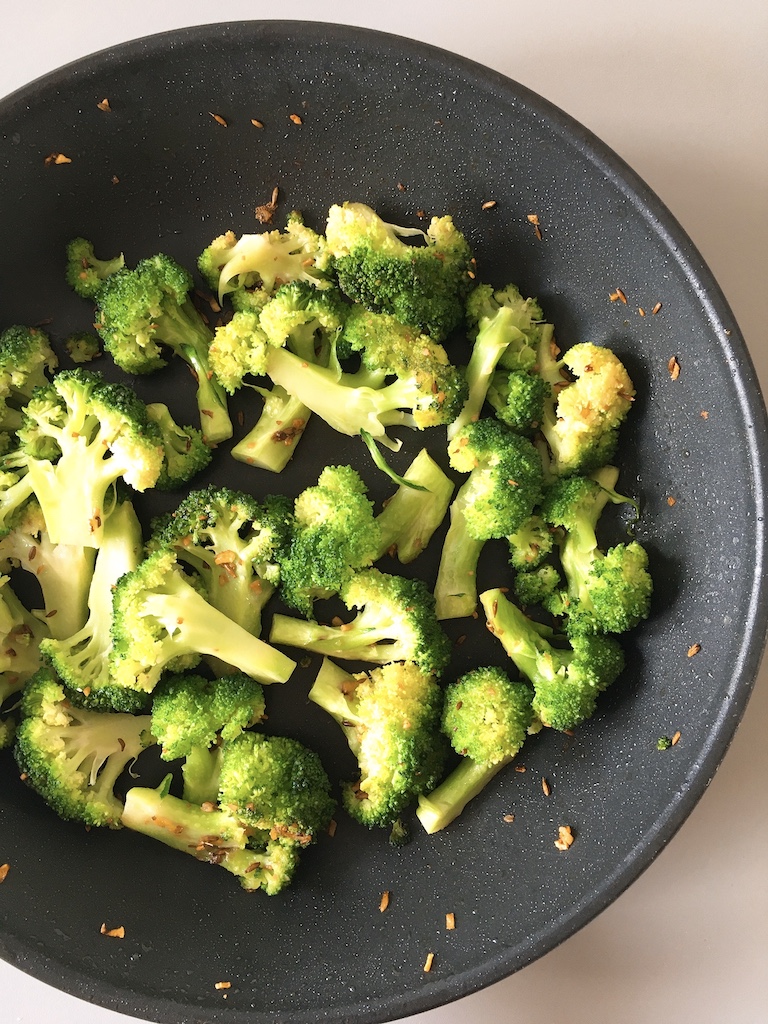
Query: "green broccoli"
540 467 652 634
65 237 124 299
271 567 451 677
231 384 311 473
16 368 164 548
109 549 296 695
0 325 58 432
486 368 549 435
0 576 49 707
434 418 545 619
149 485 293 638
416 666 534 833
513 564 563 609
14 666 154 827
39 499 144 711
507 514 555 572
64 332 102 364
325 202 474 340
537 339 635 476
373 449 454 563
309 657 447 828
94 254 232 444
277 465 380 618
145 403 212 490
480 588 625 731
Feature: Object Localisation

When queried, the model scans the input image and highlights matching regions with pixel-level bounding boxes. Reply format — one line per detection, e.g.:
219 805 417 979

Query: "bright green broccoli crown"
110 549 296 693
442 666 534 764
507 513 555 571
16 368 163 547
564 541 653 636
258 280 348 361
480 588 625 731
539 340 636 476
145 403 212 490
65 237 125 299
487 368 549 434
309 658 447 828
208 310 272 394
465 282 544 369
447 418 544 540
151 484 293 635
272 567 452 677
279 466 380 617
121 778 300 894
218 731 335 844
151 672 265 761
0 325 58 431
64 331 102 364
513 564 563 609
326 202 474 340
15 667 153 827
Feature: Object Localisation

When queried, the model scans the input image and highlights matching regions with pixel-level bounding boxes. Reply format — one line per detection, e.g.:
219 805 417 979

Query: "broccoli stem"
307 657 363 754
434 490 485 619
416 757 509 834
270 612 408 665
480 588 568 684
179 341 233 446
373 450 454 563
182 745 222 805
231 385 311 473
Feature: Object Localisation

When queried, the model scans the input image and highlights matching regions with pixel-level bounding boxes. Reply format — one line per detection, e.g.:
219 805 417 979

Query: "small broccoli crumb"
657 735 673 750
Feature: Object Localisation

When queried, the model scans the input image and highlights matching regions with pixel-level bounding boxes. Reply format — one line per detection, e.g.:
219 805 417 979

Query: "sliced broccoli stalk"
181 744 222 805
146 403 212 490
433 489 486 620
110 550 296 693
309 657 447 828
231 385 312 473
65 238 124 299
373 449 454 563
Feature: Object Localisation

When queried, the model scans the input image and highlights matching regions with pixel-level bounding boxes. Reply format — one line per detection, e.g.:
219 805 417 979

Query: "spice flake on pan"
100 923 125 938
0 863 9 883
554 825 575 851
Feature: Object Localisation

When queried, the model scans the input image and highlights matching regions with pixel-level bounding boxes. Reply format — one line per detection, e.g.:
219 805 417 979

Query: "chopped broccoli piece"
487 368 549 434
657 735 673 751
513 564 563 608
64 331 102 364
0 325 58 432
231 384 311 473
480 588 625 731
0 576 49 706
65 237 124 299
14 667 153 827
309 657 447 828
507 513 555 572
145 403 212 490
373 449 454 563
271 567 451 678
416 666 534 833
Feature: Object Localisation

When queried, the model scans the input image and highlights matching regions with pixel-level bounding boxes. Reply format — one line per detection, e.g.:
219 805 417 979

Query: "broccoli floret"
271 567 451 677
513 564 563 608
39 499 143 710
309 657 447 828
0 577 49 706
449 283 546 439
326 202 474 340
373 449 454 563
538 339 636 476
259 280 348 360
145 403 212 490
64 332 102 364
277 466 380 618
208 309 272 393
94 254 232 444
434 419 545 619
65 237 124 299
507 514 555 572
0 464 35 539
416 666 534 833
0 499 96 640
487 368 549 434
0 325 58 432
14 666 153 827
198 212 331 311
17 368 163 548
150 486 293 638
541 467 653 634
110 549 296 694
0 713 16 749
480 588 625 731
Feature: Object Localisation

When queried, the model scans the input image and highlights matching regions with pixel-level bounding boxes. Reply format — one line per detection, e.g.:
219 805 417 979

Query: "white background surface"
1 2 767 1023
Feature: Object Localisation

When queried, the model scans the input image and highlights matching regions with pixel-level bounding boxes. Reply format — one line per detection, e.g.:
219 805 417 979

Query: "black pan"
1 21 766 1024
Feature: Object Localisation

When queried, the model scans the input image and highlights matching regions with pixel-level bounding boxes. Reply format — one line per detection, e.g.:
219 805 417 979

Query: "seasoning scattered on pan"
0 863 9 883
687 643 701 658
379 890 390 912
668 356 681 380
96 98 111 112
481 200 497 210
526 213 542 240
445 912 456 930
100 923 125 938
44 152 72 166
554 825 574 851
209 112 228 127
289 113 303 125
609 288 627 304
255 187 280 225
423 951 435 973
541 777 551 797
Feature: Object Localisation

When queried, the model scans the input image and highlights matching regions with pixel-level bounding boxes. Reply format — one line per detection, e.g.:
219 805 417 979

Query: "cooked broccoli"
149 485 293 638
145 403 212 490
198 211 332 311
538 339 635 476
416 666 534 833
513 564 563 608
110 549 296 694
14 666 154 827
0 458 35 539
0 325 58 432
326 202 474 340
65 237 124 299
277 465 380 618
540 467 653 634
0 499 96 640
123 731 334 893
434 418 545 619
94 254 232 444
0 576 49 707
39 499 144 711
449 283 547 439
480 588 625 731
309 657 447 828
271 567 451 677
17 368 163 548
507 513 555 572
231 384 311 473
486 368 549 435
64 331 102 364
373 449 454 563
